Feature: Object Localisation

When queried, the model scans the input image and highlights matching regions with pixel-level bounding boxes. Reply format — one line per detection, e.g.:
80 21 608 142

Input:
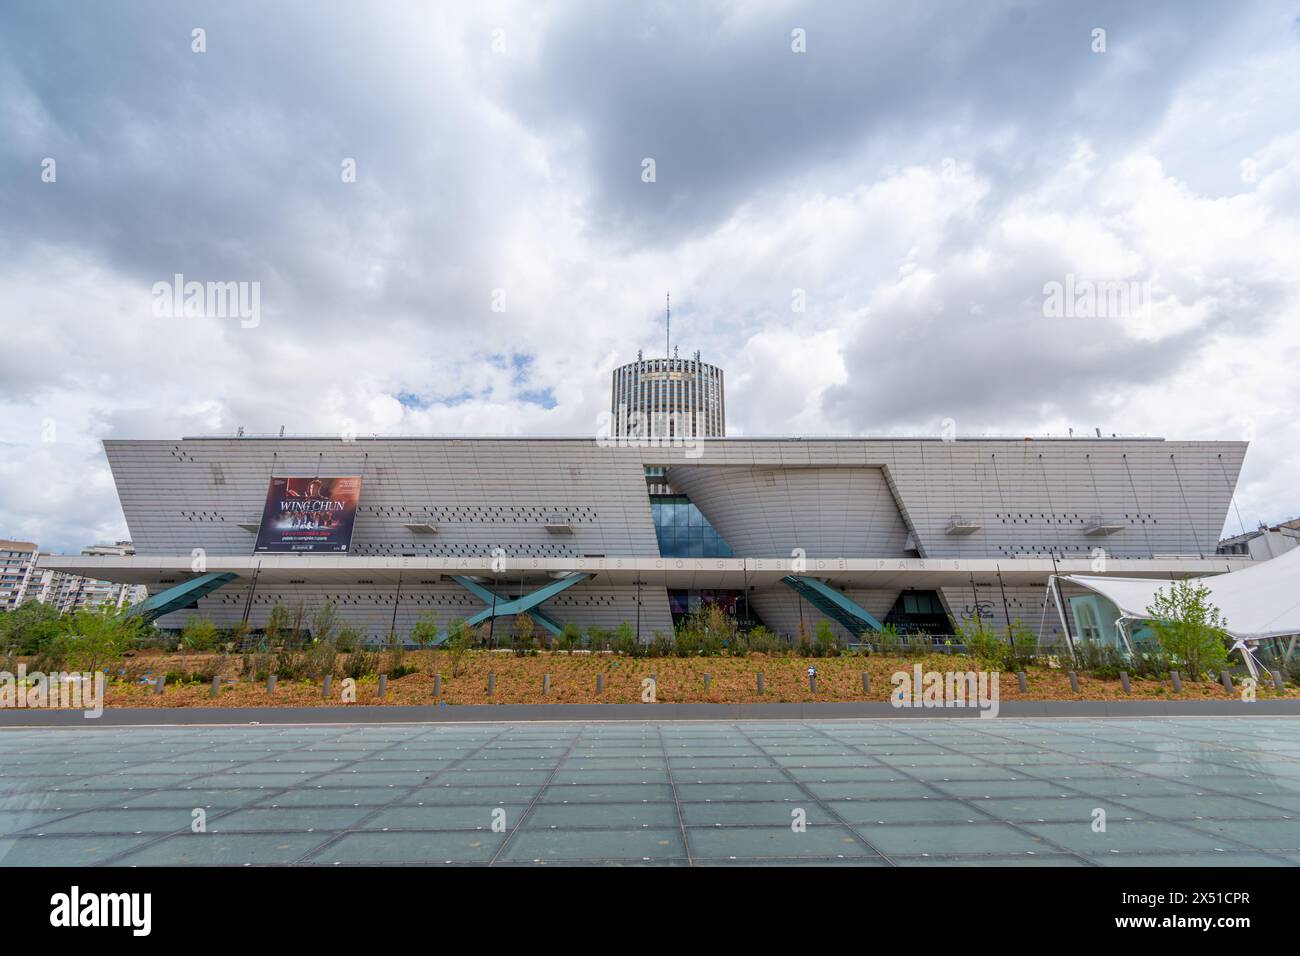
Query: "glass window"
1076 602 1101 642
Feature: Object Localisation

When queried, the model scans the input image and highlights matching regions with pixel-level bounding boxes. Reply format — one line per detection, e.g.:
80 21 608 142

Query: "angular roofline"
162 433 1178 443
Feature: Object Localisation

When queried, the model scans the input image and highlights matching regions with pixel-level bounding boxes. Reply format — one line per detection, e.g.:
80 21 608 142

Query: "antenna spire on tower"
665 291 671 359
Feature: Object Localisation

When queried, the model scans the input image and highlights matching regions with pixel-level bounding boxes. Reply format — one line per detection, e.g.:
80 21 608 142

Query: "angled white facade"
40 434 1251 647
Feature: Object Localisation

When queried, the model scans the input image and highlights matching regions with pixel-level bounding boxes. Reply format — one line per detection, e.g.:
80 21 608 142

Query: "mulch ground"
75 650 1296 708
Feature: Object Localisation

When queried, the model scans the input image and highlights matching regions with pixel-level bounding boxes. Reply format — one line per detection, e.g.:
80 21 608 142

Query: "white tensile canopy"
1056 546 1300 677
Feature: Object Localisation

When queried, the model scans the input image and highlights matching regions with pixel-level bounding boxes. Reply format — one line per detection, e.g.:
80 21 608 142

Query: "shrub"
557 621 582 652
514 613 536 650
1074 639 1125 679
187 655 225 682
334 625 361 653
905 631 933 657
223 621 252 652
273 649 307 680
302 640 338 679
745 626 781 655
674 628 721 657
0 601 64 655
875 623 902 654
610 621 647 657
410 613 439 654
444 619 470 676
1002 620 1039 670
649 632 675 656
243 651 275 681
956 617 1005 669
814 620 839 656
342 649 379 680
382 632 406 671
58 607 145 674
1130 645 1171 679
1145 580 1231 679
286 601 309 647
180 614 219 652
311 601 339 645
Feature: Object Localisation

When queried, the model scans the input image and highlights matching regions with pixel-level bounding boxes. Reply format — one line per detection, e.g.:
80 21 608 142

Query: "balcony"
1082 515 1127 536
945 515 981 535
543 515 574 534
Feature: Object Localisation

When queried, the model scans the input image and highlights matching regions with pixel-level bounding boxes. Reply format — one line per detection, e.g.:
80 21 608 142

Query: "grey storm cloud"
504 0 1234 242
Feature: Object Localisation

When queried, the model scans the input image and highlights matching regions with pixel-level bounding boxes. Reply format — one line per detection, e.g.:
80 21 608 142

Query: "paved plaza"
2 717 1299 866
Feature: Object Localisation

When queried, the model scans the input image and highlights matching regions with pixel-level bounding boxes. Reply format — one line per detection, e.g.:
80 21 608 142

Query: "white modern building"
40 432 1252 651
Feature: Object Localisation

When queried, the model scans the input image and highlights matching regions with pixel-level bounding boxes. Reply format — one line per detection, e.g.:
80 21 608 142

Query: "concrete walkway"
3 699 1300 727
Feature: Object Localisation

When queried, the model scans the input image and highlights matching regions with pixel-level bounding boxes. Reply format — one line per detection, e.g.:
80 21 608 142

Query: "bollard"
1220 670 1234 693
267 674 277 694
488 673 496 697
703 673 711 691
861 672 870 695
543 674 551 696
808 672 817 694
1272 670 1285 693
1068 670 1080 694
210 675 220 698
756 672 764 695
1171 670 1182 693
433 674 442 698
322 674 332 698
596 673 604 695
154 674 166 695
378 674 388 699
1120 672 1131 694
1017 671 1028 694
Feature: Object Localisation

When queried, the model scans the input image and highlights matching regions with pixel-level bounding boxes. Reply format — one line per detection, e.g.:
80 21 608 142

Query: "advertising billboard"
253 476 362 553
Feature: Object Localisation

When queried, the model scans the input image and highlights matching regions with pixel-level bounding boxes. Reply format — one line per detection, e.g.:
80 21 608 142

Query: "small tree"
955 616 1004 668
559 621 582 653
334 625 361 653
311 601 339 645
1145 580 1230 678
383 629 405 673
59 607 143 674
514 613 536 650
0 601 64 655
223 620 251 652
814 619 838 655
263 603 290 646
444 619 470 677
410 613 440 673
180 614 219 652
614 620 637 652
288 600 308 646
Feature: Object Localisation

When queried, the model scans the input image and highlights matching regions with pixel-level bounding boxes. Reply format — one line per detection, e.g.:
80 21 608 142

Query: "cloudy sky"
1 0 1298 552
